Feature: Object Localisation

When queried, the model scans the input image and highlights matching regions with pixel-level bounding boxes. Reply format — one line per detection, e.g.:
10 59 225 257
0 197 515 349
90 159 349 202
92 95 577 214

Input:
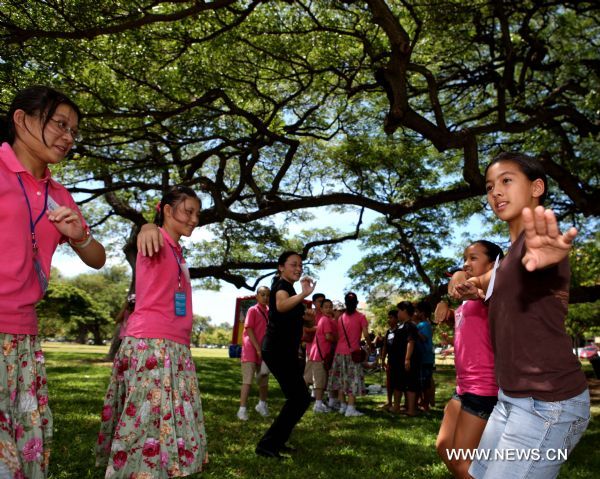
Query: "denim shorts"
452 389 497 420
469 388 590 479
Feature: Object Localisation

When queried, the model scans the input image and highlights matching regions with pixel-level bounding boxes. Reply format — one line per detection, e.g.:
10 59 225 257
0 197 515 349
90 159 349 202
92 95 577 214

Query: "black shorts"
388 362 420 393
452 389 497 420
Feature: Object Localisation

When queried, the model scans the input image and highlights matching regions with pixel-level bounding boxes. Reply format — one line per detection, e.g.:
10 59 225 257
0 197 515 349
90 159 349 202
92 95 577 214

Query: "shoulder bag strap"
340 315 353 350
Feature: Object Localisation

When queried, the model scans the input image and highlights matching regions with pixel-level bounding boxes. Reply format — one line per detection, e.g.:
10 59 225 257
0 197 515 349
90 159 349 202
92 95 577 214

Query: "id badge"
174 291 187 316
33 257 48 295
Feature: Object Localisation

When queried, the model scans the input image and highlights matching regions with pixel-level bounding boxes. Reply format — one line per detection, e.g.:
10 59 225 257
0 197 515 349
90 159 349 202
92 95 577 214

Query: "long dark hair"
485 152 548 205
1 85 81 145
154 185 200 227
272 250 301 286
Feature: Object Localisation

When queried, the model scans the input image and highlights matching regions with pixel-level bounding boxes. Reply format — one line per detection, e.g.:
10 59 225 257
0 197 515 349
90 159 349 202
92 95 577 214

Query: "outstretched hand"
521 206 577 272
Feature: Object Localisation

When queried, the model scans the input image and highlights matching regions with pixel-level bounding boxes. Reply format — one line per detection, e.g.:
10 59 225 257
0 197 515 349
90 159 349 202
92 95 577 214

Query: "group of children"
0 85 590 479
379 300 435 417
236 151 591 478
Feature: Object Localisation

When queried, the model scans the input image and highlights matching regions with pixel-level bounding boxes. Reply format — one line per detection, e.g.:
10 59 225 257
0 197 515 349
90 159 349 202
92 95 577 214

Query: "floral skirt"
327 353 366 397
0 334 52 479
96 337 208 478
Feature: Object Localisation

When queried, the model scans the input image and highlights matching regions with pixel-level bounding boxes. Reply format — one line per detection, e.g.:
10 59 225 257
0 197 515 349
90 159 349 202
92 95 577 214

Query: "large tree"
1 0 598 301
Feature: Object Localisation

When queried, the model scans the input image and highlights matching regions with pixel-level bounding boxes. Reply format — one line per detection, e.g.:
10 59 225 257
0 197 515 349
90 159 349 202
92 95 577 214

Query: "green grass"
43 344 599 478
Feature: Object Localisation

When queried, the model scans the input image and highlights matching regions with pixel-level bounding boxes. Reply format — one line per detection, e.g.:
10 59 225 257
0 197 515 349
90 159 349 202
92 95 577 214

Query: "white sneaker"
329 400 340 411
237 408 249 421
338 403 347 415
345 408 364 417
255 402 270 417
313 403 331 413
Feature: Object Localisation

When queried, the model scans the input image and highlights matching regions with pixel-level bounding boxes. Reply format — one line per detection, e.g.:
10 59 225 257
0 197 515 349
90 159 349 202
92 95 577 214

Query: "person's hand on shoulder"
137 223 164 257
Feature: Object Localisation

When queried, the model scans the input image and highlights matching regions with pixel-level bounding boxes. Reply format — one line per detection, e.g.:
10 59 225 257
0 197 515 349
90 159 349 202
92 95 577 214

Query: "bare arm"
362 325 373 350
72 238 106 269
47 207 106 269
275 277 315 313
137 223 164 257
405 339 414 371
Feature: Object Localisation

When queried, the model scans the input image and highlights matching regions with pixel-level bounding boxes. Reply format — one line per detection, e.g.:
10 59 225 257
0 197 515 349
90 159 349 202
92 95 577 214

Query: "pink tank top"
454 299 498 397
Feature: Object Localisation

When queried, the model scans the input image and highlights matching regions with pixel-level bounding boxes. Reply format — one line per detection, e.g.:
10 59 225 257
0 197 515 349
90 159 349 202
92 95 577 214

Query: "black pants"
257 347 311 451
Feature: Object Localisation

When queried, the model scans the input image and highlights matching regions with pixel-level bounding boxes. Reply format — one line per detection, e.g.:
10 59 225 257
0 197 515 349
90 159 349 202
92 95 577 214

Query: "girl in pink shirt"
328 292 373 417
436 240 503 479
304 299 336 413
0 86 106 479
96 186 207 478
237 286 271 421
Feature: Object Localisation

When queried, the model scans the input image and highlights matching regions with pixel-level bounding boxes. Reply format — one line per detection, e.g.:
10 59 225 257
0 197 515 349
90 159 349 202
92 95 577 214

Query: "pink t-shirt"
335 311 367 355
0 142 88 334
305 311 323 358
241 303 269 364
308 315 336 361
124 228 193 346
454 299 498 396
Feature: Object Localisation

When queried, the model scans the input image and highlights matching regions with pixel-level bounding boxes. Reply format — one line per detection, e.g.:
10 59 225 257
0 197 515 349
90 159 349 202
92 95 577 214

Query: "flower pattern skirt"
96 337 208 478
327 353 366 397
0 334 52 479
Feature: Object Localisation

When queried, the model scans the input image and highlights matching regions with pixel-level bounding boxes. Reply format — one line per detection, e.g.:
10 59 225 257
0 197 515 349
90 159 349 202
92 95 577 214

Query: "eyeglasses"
48 118 82 142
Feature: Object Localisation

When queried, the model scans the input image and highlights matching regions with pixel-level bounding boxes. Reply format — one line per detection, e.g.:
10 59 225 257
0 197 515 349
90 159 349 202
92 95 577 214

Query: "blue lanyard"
16 173 49 252
168 243 184 288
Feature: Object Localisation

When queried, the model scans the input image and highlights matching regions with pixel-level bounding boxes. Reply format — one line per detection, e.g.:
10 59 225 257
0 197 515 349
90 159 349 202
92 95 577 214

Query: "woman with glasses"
0 85 105 478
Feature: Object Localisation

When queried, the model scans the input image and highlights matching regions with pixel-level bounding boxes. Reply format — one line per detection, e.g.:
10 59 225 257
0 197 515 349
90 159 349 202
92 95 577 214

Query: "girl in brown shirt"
451 152 589 479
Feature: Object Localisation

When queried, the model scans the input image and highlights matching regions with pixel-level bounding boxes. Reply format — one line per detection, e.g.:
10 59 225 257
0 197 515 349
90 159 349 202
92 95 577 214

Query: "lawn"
43 343 599 478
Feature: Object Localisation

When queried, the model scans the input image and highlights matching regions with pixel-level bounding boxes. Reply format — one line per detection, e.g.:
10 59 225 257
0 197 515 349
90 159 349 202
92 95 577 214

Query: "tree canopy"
1 0 598 301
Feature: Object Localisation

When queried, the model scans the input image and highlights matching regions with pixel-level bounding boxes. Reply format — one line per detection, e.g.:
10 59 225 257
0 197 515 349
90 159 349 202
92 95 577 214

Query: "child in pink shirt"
0 86 106 478
237 286 271 421
304 299 336 413
96 186 207 478
436 240 503 478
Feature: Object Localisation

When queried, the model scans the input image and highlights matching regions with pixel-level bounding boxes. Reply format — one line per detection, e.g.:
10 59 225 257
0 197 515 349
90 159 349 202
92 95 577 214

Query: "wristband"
69 227 92 249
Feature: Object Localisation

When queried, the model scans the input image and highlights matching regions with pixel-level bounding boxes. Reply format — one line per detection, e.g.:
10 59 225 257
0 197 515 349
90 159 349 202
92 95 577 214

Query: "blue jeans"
469 388 590 479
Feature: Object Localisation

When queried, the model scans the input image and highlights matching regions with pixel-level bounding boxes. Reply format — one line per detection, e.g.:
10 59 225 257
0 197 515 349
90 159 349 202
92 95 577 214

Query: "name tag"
174 291 187 316
47 194 60 212
33 257 48 295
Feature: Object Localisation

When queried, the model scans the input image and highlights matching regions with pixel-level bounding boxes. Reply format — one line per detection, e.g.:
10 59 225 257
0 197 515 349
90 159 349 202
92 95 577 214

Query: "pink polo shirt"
241 303 269 364
335 311 367 355
305 311 322 358
124 228 193 346
454 299 498 397
0 142 87 334
308 315 336 361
